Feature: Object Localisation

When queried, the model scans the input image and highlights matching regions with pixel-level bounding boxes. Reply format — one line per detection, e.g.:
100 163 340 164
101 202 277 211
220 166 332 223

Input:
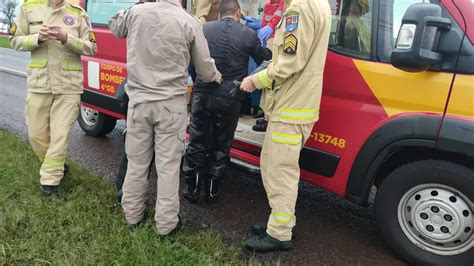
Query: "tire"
375 160 474 265
78 104 117 137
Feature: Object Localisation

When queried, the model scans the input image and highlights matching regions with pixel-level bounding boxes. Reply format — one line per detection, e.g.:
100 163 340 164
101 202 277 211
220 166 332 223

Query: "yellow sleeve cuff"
63 35 83 52
251 69 272 89
25 33 40 50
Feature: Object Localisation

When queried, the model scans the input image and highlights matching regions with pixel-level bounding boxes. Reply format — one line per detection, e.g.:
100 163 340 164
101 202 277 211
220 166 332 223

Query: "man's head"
220 0 241 20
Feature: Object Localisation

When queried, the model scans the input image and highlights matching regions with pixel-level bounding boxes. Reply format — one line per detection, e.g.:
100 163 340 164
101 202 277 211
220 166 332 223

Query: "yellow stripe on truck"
353 59 453 117
446 74 474 117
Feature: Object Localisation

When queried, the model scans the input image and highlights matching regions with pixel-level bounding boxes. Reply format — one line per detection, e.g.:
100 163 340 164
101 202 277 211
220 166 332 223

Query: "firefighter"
10 0 97 198
109 0 221 237
192 0 220 23
257 0 284 47
240 0 332 252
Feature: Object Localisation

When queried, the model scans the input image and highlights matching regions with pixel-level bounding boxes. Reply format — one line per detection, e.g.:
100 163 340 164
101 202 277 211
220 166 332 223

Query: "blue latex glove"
242 16 256 22
245 18 262 31
257 25 273 43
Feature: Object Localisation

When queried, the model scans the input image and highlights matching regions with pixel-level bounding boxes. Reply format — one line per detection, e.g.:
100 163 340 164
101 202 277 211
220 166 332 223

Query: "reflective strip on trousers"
258 69 272 88
28 59 47 68
61 61 82 71
272 211 293 224
271 133 302 145
43 157 65 168
280 109 319 119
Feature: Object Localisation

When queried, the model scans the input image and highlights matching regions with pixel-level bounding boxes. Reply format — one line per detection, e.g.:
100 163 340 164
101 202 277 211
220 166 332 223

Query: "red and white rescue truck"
76 0 473 264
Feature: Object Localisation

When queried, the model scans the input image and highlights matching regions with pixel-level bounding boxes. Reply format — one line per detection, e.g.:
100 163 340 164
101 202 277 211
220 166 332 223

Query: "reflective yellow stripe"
61 61 82 71
281 109 319 119
259 70 271 88
271 133 302 145
43 157 65 168
272 211 293 224
263 69 272 88
66 3 82 16
28 59 47 68
73 37 83 52
22 0 46 8
25 35 35 49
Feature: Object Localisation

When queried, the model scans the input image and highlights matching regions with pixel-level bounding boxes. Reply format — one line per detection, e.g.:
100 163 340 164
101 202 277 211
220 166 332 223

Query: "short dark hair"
220 0 240 17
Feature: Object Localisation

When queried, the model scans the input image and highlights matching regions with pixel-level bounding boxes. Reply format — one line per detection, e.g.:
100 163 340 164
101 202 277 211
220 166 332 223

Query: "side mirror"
391 3 451 72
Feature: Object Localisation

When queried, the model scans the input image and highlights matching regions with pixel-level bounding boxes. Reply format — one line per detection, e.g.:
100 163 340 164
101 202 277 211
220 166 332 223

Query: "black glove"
229 80 242 97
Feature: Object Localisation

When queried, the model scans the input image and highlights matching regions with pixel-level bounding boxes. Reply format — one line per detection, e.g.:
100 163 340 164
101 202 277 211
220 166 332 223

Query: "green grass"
0 36 12 49
0 130 245 265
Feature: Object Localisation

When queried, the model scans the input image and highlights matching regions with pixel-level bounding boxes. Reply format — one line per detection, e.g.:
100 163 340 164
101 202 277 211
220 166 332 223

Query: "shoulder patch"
285 15 298 32
89 32 96 43
283 34 297 55
9 23 17 35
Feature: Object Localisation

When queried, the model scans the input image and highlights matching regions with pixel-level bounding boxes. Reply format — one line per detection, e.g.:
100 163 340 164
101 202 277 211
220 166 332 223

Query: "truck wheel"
375 160 473 265
78 105 117 137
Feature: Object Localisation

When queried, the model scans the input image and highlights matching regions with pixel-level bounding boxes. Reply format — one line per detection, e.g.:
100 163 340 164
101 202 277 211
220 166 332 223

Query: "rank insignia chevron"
283 34 297 55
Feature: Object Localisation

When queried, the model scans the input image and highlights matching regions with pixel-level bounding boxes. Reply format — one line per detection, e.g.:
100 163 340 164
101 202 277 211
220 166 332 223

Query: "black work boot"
63 164 70 175
116 189 123 203
252 120 267 132
157 217 182 240
41 185 59 199
183 172 202 203
205 177 220 204
244 233 293 252
251 221 267 235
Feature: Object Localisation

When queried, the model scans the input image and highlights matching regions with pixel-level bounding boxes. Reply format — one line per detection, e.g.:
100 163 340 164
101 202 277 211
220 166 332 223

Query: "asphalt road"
0 47 29 74
0 69 406 264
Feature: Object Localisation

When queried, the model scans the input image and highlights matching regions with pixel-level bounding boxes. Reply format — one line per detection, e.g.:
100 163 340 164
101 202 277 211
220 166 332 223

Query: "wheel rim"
80 106 99 127
398 183 473 256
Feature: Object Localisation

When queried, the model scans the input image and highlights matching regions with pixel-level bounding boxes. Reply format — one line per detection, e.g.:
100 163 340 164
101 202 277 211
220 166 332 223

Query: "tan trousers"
24 92 80 186
261 121 314 241
122 96 187 235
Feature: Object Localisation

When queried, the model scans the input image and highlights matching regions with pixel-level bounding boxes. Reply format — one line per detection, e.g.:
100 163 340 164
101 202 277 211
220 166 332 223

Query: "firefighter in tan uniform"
240 0 331 252
109 0 221 237
192 0 220 23
10 0 97 198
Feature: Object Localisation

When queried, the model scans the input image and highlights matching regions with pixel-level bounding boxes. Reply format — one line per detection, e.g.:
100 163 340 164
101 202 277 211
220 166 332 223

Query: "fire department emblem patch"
283 34 297 55
9 23 17 35
285 15 298 32
89 32 96 43
63 16 76 26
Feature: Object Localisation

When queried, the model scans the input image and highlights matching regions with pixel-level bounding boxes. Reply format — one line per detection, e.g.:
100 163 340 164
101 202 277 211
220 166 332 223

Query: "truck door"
307 0 454 196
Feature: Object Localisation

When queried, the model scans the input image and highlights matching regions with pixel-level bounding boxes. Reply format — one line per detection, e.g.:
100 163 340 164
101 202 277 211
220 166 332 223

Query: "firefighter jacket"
108 0 221 105
10 0 97 94
251 0 331 125
192 0 220 23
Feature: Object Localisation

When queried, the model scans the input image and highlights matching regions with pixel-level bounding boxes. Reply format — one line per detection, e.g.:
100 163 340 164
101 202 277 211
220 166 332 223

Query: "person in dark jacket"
182 0 272 203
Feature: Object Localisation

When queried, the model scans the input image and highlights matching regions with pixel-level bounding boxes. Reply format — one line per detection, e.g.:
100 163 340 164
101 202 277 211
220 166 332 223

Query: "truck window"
86 0 137 25
328 0 373 58
377 0 430 62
